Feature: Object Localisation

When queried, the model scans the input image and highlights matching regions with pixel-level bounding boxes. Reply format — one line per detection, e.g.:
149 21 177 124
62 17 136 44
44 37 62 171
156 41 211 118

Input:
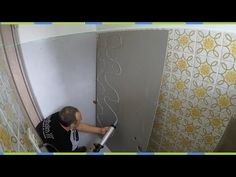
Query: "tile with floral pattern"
168 92 187 116
147 139 160 152
211 85 236 116
165 111 182 130
201 109 231 135
169 73 190 99
0 102 19 137
154 104 167 122
19 145 26 152
195 127 222 152
196 30 223 58
18 121 36 152
163 51 172 73
152 113 166 130
0 48 8 72
149 28 236 152
222 32 236 63
188 79 214 108
174 29 196 54
167 29 175 50
158 88 169 108
172 52 194 78
177 115 202 140
160 71 172 90
193 55 219 84
182 99 209 125
159 136 176 152
175 132 198 152
216 60 236 89
0 118 18 152
162 122 179 139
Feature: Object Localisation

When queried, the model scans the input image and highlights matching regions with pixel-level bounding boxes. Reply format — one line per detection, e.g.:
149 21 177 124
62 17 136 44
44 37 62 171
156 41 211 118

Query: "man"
36 106 109 152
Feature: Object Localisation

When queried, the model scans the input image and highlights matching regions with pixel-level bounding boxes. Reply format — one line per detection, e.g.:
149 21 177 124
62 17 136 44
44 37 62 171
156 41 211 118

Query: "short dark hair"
58 106 79 127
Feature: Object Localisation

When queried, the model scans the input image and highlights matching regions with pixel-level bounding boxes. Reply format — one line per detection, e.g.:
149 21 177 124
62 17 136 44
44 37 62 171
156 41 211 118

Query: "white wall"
18 24 96 44
96 24 236 33
18 27 97 146
20 32 96 117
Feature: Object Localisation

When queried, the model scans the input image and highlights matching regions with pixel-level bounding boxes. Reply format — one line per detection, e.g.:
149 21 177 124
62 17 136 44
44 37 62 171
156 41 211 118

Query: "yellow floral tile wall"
148 29 236 152
0 36 40 152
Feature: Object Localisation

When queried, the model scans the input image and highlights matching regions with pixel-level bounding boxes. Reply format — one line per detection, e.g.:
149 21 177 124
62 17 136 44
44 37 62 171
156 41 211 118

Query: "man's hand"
100 127 110 135
78 123 110 135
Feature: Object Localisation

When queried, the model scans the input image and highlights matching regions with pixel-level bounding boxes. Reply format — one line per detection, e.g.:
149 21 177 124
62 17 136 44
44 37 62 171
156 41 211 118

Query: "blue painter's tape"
87 152 104 155
37 152 54 155
137 152 154 155
185 22 203 24
85 22 102 24
187 152 205 155
135 22 153 24
34 22 52 24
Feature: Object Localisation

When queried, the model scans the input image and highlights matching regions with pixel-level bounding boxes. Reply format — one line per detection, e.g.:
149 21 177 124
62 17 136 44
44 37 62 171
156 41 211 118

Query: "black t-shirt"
36 112 72 152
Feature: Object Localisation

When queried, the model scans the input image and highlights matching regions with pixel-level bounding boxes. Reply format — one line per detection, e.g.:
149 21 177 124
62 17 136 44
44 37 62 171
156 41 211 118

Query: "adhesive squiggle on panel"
105 50 122 76
97 34 123 127
96 58 105 94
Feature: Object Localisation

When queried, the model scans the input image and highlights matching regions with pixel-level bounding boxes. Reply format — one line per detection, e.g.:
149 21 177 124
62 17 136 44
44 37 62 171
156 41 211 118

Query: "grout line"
170 28 178 151
212 31 225 95
156 29 174 151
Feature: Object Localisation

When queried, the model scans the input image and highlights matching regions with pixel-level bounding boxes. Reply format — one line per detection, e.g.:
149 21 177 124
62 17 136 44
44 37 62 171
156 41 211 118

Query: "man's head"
58 106 82 130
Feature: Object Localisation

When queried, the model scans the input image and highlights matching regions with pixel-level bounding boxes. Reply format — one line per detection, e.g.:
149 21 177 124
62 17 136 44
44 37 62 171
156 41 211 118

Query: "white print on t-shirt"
70 129 80 151
42 117 55 140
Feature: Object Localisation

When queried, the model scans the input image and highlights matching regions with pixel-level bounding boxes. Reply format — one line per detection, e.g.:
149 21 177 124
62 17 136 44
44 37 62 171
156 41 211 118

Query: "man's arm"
77 123 109 135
